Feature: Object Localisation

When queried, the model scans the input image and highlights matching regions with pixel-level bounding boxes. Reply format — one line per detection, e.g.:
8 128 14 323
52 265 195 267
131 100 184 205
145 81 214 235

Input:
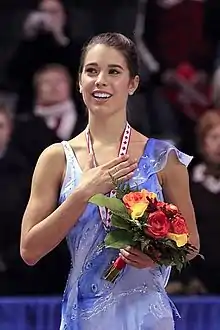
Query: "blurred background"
1 0 220 329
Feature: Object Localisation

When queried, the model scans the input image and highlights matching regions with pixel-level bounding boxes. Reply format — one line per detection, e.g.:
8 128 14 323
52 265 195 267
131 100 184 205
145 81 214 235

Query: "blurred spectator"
12 64 87 169
127 81 180 145
34 64 79 140
162 62 212 154
139 0 217 73
163 62 211 121
134 0 216 153
0 100 70 297
128 0 180 144
0 103 31 295
212 66 220 108
190 110 220 294
5 0 83 115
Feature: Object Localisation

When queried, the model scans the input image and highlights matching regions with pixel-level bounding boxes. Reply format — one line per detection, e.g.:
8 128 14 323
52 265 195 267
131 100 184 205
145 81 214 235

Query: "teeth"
93 92 111 98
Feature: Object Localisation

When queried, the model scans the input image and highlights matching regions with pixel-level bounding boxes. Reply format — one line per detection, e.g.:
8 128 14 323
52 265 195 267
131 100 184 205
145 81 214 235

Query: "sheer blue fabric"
59 138 192 330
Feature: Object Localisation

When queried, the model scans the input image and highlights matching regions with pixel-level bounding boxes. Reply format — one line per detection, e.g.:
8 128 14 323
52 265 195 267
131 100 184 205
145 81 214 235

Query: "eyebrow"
85 63 124 70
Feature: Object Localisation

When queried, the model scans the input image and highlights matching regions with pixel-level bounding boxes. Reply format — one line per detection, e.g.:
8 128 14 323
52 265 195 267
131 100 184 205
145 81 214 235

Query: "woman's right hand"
78 154 137 198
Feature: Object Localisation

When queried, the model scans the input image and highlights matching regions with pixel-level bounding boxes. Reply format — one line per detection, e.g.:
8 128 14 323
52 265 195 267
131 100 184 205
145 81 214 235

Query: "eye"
109 69 120 75
85 67 97 75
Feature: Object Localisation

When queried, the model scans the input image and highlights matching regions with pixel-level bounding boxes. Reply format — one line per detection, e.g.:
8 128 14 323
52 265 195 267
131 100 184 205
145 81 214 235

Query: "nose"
95 72 108 87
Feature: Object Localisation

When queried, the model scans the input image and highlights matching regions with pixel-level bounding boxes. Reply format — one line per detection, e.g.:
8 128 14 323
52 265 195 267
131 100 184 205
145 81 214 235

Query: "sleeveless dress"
59 138 192 330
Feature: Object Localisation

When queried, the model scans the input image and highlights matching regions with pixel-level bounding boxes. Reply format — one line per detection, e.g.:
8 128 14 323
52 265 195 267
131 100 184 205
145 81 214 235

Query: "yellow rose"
130 202 148 220
167 233 188 247
123 190 148 208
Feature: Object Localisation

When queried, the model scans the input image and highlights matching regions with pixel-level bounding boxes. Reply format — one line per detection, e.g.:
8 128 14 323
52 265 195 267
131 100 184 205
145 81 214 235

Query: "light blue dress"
59 138 192 330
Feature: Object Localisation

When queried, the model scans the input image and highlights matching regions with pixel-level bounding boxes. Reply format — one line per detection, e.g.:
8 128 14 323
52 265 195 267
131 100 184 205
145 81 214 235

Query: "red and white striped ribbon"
85 122 131 230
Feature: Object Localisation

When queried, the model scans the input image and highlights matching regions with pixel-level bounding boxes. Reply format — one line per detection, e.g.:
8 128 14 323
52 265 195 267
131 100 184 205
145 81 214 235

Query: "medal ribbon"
85 122 131 229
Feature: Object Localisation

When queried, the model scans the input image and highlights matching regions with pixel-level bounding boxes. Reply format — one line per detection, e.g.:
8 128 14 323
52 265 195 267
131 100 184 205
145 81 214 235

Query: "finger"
112 162 137 179
111 158 137 172
125 247 154 260
120 249 139 261
119 253 143 269
84 154 94 171
123 247 142 257
120 248 155 266
102 154 129 170
117 171 135 183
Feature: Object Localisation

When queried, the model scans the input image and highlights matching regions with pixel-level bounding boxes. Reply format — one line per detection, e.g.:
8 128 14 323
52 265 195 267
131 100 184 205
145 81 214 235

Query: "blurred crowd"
0 0 220 297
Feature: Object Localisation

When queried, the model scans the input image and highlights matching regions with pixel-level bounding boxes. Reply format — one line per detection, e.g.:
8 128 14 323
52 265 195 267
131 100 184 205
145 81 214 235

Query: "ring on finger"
111 166 118 175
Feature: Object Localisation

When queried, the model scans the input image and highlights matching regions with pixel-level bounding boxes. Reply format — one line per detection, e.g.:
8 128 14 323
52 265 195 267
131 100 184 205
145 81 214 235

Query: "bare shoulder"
160 149 190 203
35 143 65 173
130 129 149 152
161 150 187 182
31 143 66 192
131 128 149 144
68 131 86 152
21 143 67 238
159 149 199 251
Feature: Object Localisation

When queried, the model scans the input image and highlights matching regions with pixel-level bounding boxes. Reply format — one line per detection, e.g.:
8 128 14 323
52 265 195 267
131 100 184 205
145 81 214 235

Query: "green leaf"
111 214 131 230
140 239 151 252
104 229 134 249
111 210 132 221
89 194 127 213
163 239 178 249
175 261 183 272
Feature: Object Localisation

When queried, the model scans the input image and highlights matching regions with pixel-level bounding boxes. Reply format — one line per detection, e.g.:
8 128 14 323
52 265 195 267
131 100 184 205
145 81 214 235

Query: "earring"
129 91 133 95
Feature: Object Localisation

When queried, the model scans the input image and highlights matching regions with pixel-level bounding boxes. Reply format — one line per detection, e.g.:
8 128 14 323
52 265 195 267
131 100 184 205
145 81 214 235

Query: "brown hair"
78 32 139 78
196 109 220 150
33 63 72 88
0 103 13 122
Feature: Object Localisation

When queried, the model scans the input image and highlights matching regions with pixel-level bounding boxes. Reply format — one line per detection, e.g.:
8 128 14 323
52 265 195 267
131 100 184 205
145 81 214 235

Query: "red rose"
145 211 170 238
157 202 178 217
170 215 188 234
156 201 166 209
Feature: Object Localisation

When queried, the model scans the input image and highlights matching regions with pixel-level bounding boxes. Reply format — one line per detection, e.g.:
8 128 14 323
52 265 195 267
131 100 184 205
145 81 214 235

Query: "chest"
75 141 147 171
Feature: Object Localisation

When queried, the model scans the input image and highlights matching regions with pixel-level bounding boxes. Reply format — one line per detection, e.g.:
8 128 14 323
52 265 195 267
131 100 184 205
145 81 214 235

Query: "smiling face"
79 44 139 118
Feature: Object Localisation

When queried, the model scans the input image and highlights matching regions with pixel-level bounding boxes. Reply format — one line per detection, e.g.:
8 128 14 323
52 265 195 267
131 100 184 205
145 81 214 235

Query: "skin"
0 112 12 153
203 124 220 165
36 68 71 105
39 0 66 32
20 43 199 269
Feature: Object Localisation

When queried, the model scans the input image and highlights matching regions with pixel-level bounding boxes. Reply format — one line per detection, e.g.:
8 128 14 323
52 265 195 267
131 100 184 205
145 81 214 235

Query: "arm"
20 144 90 266
20 146 136 266
161 152 200 260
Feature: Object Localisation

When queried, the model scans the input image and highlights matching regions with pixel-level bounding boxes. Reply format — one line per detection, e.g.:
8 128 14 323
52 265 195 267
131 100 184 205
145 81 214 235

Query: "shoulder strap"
60 141 78 197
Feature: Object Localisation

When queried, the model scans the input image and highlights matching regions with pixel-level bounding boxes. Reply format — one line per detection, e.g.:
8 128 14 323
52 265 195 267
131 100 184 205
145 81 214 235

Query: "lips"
91 91 112 99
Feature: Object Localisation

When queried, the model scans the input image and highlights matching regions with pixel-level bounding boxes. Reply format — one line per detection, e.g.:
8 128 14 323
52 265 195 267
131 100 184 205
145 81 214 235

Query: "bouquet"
89 182 198 283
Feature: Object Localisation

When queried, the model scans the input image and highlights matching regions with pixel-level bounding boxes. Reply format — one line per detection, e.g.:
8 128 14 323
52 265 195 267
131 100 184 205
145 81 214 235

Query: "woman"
190 110 220 294
20 33 199 329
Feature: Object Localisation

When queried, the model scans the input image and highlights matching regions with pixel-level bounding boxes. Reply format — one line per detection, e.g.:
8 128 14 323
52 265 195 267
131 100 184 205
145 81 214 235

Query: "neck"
204 161 220 178
88 111 128 144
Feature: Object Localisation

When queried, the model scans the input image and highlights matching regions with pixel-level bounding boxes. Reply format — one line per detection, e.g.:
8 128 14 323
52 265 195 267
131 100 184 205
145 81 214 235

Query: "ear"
78 74 82 93
128 75 139 95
